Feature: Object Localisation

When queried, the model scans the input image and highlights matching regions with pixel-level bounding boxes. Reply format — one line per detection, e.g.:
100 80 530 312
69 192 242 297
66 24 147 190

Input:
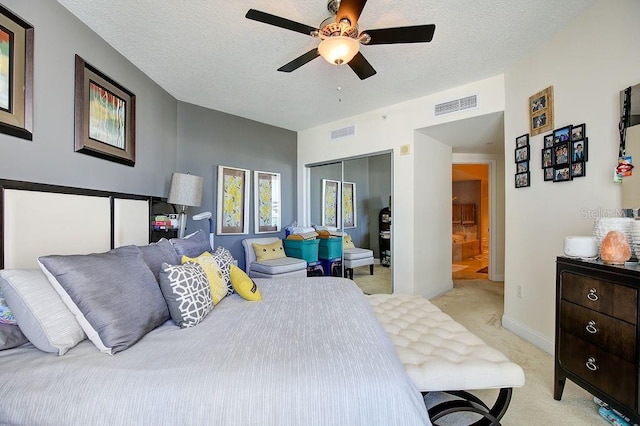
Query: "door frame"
451 155 501 281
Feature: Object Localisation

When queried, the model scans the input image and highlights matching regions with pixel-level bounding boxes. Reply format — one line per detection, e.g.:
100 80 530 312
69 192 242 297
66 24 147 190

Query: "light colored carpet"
427 279 606 425
352 263 392 295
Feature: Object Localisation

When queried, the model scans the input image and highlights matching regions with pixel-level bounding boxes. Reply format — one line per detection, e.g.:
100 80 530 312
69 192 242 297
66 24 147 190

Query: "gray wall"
0 0 178 196
177 102 297 267
367 154 392 257
0 0 298 269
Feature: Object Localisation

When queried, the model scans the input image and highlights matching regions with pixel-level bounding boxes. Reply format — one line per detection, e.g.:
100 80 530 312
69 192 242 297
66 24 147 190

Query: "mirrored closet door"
306 152 393 294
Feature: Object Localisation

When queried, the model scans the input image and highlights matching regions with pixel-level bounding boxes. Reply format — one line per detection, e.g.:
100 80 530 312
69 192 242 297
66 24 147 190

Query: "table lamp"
167 172 203 238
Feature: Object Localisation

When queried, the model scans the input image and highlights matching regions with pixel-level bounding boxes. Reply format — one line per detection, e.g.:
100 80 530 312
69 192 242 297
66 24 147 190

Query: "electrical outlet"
516 285 523 299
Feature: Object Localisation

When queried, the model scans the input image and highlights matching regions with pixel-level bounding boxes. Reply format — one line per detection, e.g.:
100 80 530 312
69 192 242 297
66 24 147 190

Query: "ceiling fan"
245 0 436 80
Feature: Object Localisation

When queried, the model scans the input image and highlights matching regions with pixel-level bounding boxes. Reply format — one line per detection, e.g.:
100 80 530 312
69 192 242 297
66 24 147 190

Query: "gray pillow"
159 262 213 328
0 269 86 355
170 229 213 258
38 246 169 355
138 238 180 282
212 246 235 295
0 323 28 350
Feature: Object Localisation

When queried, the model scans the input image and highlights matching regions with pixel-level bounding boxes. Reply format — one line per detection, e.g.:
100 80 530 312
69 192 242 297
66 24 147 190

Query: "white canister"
563 236 598 258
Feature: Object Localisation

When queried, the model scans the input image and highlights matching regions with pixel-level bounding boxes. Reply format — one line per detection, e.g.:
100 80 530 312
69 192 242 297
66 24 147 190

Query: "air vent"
330 125 355 140
434 95 478 116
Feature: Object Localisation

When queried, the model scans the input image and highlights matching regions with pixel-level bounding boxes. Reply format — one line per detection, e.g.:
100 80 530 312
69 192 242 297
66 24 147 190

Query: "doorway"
306 152 393 294
452 163 490 280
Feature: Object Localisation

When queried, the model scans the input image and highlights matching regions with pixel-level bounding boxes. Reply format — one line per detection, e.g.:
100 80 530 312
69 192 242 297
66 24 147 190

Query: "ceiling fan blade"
246 9 318 36
278 49 321 73
363 24 436 45
348 52 376 80
336 0 368 26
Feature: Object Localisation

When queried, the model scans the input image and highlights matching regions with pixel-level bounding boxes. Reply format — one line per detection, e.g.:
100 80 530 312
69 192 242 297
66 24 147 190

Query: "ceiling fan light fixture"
318 36 359 65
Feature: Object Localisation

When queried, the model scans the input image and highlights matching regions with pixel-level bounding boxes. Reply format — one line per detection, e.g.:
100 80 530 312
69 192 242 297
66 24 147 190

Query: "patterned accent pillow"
181 253 227 305
0 323 28 351
229 265 262 301
159 262 213 328
212 246 235 295
343 234 355 249
0 293 16 324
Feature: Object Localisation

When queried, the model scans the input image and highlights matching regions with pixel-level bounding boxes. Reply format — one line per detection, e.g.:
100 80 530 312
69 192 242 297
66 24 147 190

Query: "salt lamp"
600 230 632 264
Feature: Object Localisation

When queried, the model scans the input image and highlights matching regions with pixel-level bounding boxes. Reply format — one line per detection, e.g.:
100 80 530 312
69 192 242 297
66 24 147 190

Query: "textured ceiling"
56 0 595 132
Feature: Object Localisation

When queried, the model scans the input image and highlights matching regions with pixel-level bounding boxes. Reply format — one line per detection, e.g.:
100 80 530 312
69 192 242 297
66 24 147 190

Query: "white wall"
298 75 506 296
502 0 640 353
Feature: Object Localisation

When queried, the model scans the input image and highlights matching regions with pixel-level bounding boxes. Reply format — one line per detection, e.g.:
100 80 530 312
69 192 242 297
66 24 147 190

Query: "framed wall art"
0 5 33 141
342 181 356 228
544 134 554 148
529 86 554 136
515 172 530 188
322 179 340 227
217 165 250 235
254 170 281 234
74 55 136 166
515 145 529 162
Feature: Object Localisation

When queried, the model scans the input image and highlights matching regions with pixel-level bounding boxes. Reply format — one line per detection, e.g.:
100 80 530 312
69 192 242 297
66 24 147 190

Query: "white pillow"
0 269 86 355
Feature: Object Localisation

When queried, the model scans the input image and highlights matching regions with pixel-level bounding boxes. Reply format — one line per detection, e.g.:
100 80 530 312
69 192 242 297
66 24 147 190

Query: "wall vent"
330 125 355 140
434 95 478 117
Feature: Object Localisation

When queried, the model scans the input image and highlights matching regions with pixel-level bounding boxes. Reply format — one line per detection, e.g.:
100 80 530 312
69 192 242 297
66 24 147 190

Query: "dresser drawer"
561 272 637 324
560 300 636 362
559 331 637 408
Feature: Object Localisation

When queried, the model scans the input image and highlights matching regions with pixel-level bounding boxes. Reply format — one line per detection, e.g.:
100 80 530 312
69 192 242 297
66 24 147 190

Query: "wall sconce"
167 172 203 238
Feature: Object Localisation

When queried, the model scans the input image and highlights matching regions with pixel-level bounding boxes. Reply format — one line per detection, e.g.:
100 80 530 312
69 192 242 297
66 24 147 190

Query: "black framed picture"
516 161 529 173
544 167 554 181
515 145 530 162
515 172 530 188
544 134 554 148
553 125 572 143
571 123 585 141
553 166 571 182
571 162 586 178
572 138 587 162
516 134 529 148
542 148 553 168
552 142 570 166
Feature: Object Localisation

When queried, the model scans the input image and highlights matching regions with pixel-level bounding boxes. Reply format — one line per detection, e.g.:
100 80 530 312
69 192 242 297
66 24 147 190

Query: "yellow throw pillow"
252 240 286 262
182 252 227 305
229 265 262 301
343 234 355 249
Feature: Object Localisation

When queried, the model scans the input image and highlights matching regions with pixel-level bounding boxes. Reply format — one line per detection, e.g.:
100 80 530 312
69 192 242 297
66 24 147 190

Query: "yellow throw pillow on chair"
252 240 286 262
230 265 262 301
343 234 356 250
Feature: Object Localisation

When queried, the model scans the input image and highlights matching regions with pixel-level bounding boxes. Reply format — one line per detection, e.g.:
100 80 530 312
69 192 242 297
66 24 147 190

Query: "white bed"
0 180 430 426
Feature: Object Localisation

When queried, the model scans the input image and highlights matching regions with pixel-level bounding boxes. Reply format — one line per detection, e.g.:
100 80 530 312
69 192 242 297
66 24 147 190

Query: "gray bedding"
0 277 430 426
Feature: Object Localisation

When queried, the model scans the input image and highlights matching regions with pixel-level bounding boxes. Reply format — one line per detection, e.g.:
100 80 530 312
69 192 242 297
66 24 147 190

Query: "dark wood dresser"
555 256 640 423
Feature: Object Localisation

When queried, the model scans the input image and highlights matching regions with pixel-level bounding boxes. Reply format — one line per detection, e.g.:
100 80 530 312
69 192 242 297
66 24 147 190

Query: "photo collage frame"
541 123 587 182
514 134 530 188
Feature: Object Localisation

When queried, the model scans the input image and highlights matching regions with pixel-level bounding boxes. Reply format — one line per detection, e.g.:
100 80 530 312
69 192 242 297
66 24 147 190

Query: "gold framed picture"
74 55 136 166
529 86 554 136
0 5 33 141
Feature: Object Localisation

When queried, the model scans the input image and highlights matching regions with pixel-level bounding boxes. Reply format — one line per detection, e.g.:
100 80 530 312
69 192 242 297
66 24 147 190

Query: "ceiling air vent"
434 95 478 117
330 125 355 140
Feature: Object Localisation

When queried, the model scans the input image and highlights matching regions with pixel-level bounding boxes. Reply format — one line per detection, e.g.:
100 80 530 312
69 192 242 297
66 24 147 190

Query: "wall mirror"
621 82 640 209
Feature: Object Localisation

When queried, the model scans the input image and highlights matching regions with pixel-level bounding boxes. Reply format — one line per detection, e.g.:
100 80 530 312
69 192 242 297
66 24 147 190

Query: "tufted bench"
368 294 525 425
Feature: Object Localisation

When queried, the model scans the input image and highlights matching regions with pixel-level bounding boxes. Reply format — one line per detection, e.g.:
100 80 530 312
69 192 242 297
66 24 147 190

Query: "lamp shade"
167 172 203 207
318 36 360 65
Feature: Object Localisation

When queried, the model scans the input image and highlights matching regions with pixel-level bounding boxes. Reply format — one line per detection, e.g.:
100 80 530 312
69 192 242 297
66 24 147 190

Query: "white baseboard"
502 314 554 355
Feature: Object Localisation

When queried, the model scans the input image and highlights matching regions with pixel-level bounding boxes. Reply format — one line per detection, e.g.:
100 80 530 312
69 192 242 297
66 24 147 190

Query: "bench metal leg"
423 387 513 426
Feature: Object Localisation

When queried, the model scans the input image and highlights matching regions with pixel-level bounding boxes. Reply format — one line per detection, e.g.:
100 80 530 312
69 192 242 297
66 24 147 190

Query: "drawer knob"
585 320 598 334
586 357 599 371
587 288 599 302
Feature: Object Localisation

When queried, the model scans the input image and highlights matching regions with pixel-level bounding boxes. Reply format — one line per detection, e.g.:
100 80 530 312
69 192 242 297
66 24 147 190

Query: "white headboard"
0 180 155 269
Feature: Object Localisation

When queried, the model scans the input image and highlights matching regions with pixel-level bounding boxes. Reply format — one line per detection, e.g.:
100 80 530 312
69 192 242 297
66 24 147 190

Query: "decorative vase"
600 230 632 264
